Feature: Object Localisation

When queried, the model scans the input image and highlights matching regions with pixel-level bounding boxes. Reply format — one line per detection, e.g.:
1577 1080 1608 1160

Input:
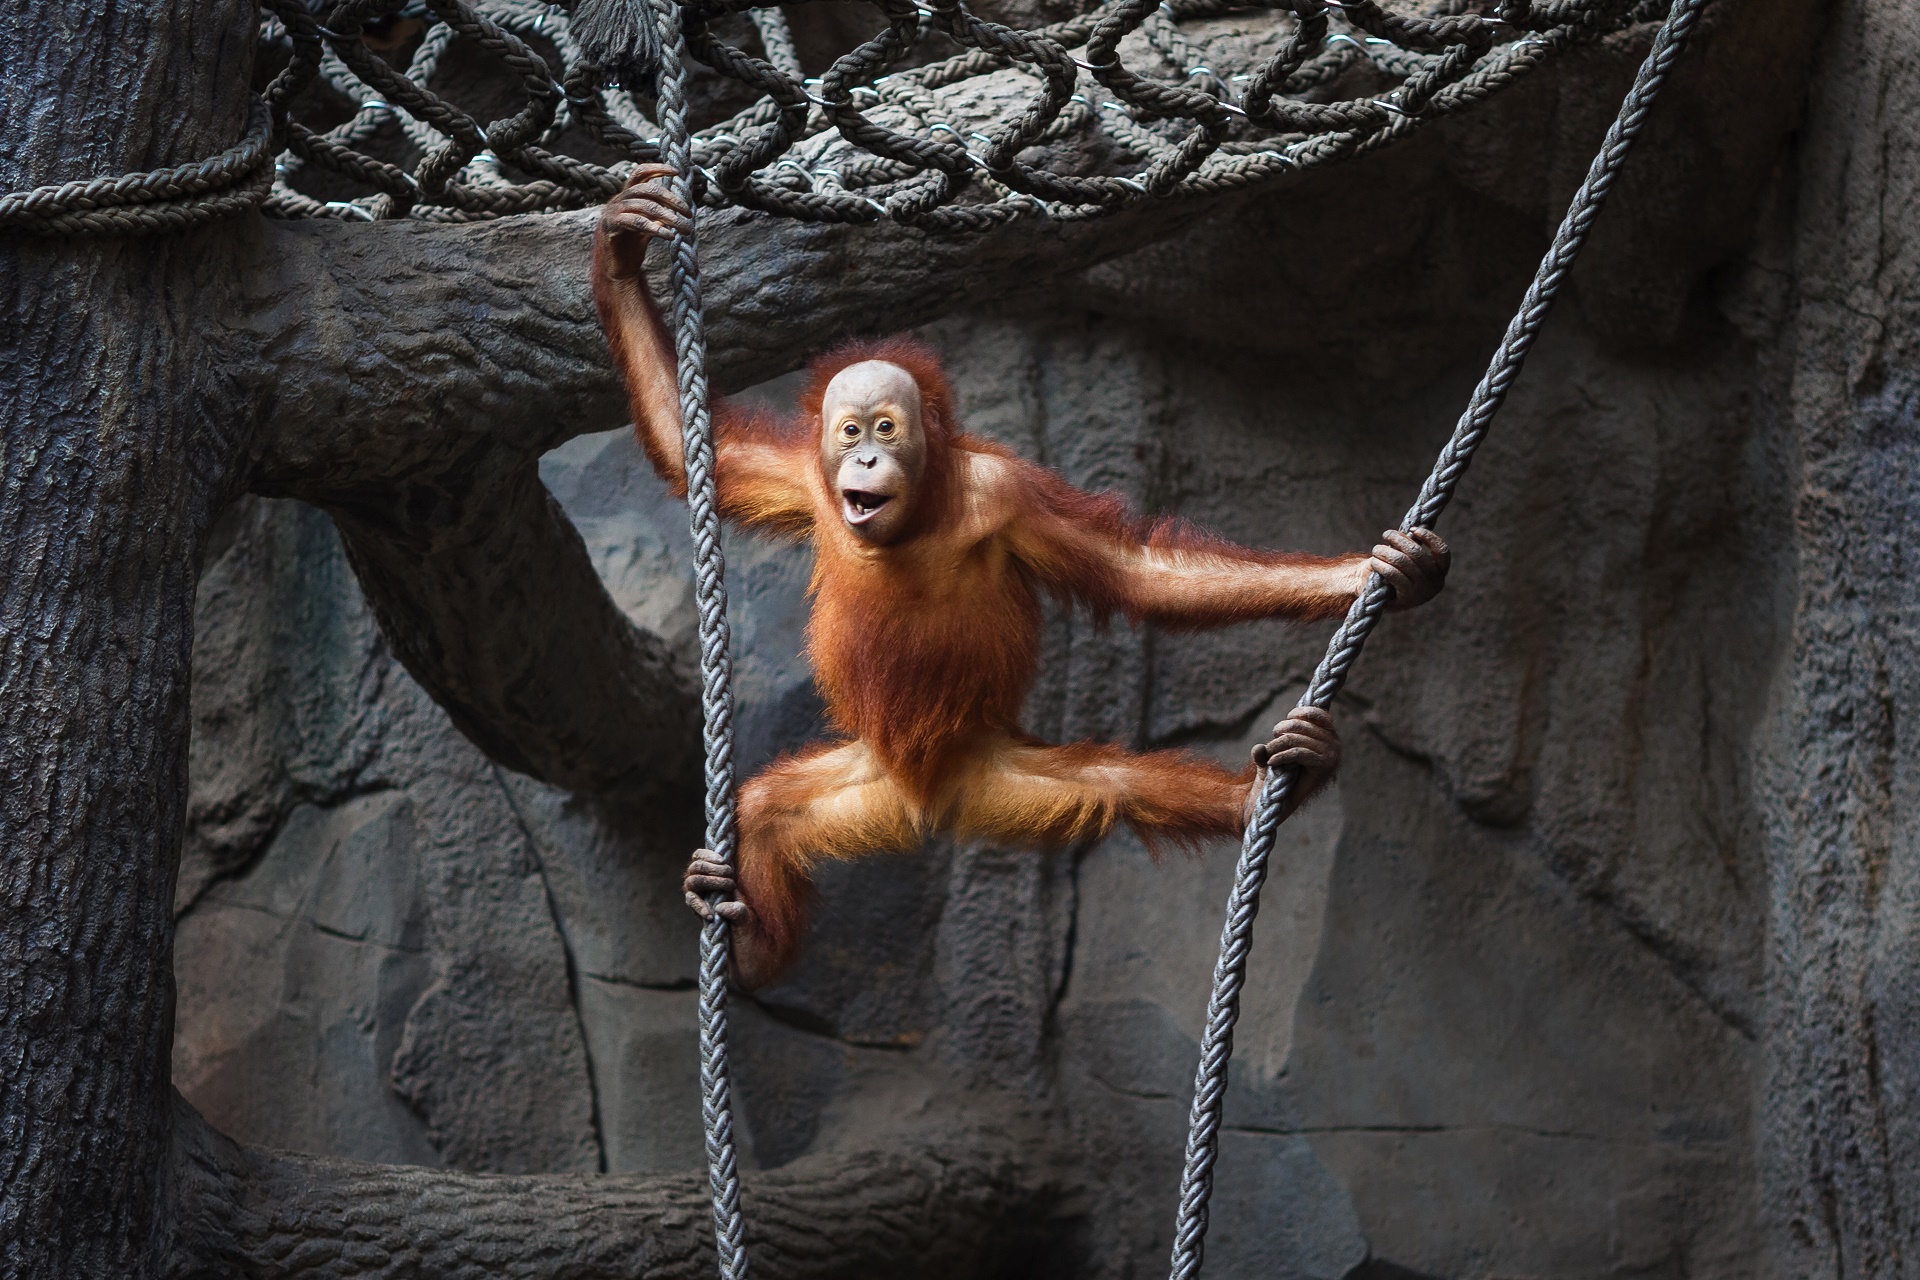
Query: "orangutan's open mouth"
842 490 893 525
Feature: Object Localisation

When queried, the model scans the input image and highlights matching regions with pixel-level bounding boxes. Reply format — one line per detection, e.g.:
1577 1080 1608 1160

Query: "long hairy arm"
592 169 815 535
993 447 1368 629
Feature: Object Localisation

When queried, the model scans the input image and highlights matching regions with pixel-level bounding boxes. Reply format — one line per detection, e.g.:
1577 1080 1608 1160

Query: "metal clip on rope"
651 0 751 1275
1164 0 1708 1274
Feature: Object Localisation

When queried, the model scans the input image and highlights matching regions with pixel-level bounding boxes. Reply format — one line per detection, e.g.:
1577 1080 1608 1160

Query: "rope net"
256 0 1670 231
2 0 1676 235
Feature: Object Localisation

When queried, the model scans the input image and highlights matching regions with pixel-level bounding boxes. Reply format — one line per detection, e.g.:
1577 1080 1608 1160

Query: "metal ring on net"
1164 0 1707 1274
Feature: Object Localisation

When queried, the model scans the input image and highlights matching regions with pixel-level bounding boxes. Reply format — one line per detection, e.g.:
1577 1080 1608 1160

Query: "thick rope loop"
0 97 274 237
1164 0 1707 1274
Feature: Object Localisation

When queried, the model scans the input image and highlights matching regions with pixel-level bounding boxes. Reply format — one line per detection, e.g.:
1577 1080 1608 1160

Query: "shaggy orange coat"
594 231 1367 979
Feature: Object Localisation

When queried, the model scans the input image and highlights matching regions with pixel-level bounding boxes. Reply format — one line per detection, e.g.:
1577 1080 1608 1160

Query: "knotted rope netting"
1166 0 1703 1273
5 0 1674 235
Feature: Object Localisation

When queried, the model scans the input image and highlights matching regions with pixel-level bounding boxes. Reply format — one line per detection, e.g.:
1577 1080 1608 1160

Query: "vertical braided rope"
652 0 751 1275
1165 1 1707 1275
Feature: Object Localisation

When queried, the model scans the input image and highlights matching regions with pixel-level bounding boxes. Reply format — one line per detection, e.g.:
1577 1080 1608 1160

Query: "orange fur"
733 733 1254 985
596 308 1365 986
942 735 1254 854
999 445 1362 629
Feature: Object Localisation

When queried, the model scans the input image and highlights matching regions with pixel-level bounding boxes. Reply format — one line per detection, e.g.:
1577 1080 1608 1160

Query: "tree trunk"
0 3 262 1275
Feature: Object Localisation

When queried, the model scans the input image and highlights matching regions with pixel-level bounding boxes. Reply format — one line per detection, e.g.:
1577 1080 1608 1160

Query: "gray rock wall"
1753 0 1920 1269
170 0 1920 1274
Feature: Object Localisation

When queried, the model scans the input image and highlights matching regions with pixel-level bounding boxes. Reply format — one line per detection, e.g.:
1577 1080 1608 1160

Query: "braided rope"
750 5 804 79
652 0 750 1273
1165 0 1707 1274
0 97 273 237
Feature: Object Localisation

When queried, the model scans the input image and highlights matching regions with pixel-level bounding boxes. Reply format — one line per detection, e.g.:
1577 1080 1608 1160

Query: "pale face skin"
818 360 929 545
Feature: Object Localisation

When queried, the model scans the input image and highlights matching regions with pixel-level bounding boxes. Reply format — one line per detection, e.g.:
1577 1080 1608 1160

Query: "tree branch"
242 198 1202 498
329 452 701 802
238 214 723 801
242 213 629 502
165 1095 1057 1280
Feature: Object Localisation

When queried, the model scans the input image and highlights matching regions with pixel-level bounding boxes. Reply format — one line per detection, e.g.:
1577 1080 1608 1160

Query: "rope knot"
573 0 664 95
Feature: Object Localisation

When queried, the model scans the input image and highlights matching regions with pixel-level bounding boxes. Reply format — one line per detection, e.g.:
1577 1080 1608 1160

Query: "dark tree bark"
0 3 262 1274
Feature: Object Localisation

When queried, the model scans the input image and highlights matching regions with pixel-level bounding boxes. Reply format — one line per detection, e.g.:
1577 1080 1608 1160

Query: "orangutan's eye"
841 421 860 438
876 419 896 437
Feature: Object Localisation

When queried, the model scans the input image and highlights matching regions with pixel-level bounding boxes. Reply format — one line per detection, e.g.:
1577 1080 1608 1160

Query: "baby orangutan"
594 167 1451 988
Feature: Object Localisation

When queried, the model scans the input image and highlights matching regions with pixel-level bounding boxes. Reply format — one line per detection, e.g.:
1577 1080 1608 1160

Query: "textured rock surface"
1754 0 1920 1269
166 0 1920 1274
